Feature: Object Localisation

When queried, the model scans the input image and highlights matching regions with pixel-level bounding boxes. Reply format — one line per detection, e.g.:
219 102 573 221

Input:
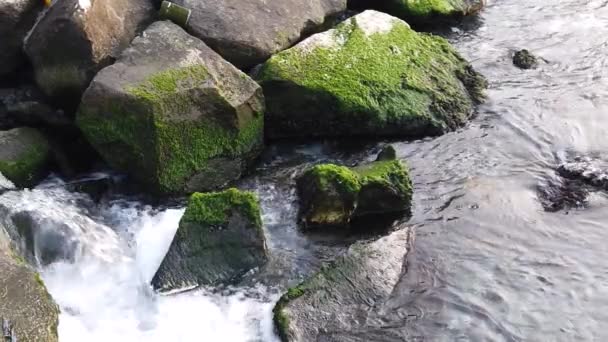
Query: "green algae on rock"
297 146 413 228
257 10 486 140
0 127 51 188
349 0 485 26
77 21 264 194
0 223 59 342
273 228 411 341
151 188 268 292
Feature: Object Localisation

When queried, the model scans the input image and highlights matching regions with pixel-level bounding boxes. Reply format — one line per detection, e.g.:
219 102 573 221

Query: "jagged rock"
0 222 59 342
0 127 51 187
536 176 588 212
0 86 70 129
257 10 486 139
24 0 154 108
0 0 42 76
152 188 268 292
349 0 485 26
273 228 411 342
513 49 538 69
557 157 608 190
159 0 346 69
297 147 413 228
77 21 265 194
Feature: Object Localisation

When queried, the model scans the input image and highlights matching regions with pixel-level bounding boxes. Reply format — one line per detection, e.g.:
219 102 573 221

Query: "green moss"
127 65 209 104
0 129 50 187
273 285 307 342
390 0 458 17
306 164 361 195
259 13 485 138
355 160 412 195
181 188 262 231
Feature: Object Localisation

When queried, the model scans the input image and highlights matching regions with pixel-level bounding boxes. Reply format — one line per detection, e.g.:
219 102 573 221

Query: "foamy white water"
1 184 280 341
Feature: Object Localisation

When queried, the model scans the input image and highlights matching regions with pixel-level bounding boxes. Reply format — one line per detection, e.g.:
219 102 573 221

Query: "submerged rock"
513 49 538 69
536 176 588 212
557 157 608 190
152 188 268 292
0 223 59 342
257 10 486 139
297 147 413 228
273 227 411 342
24 0 154 108
0 127 51 188
159 0 346 69
77 21 265 194
349 0 485 26
0 0 42 76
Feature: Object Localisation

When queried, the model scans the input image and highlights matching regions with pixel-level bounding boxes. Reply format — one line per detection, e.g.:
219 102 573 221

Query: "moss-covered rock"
513 49 538 70
349 0 485 26
0 223 59 342
152 188 268 292
0 127 51 188
297 147 413 228
77 21 265 194
257 10 486 140
273 228 411 341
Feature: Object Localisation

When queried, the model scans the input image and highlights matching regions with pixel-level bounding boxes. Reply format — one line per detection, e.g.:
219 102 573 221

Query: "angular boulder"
152 188 268 292
159 0 346 69
257 10 486 139
24 0 154 108
77 21 265 194
0 223 59 342
0 0 42 76
0 127 51 188
273 228 411 342
297 147 413 228
349 0 485 26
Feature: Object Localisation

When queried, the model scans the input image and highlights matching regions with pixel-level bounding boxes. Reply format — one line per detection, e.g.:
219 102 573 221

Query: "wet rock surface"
273 228 412 342
152 189 268 292
0 0 42 77
0 127 51 188
161 0 346 69
0 86 69 129
513 49 538 69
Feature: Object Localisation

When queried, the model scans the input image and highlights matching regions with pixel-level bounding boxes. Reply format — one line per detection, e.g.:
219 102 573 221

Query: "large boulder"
0 0 42 76
77 21 265 194
257 10 486 140
158 0 346 69
297 147 413 228
0 223 60 342
349 0 485 26
24 0 154 108
273 227 411 342
0 127 51 188
152 188 268 292
0 86 70 129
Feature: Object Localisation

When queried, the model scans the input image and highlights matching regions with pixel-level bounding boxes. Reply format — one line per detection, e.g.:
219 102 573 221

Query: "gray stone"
24 0 154 107
160 0 346 69
274 228 412 342
77 21 265 194
0 127 51 188
0 0 42 76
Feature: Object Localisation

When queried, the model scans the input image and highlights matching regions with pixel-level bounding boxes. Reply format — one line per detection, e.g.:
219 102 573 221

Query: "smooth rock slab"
152 188 268 292
160 0 346 69
0 127 51 188
77 21 265 194
257 10 486 139
273 228 412 342
24 0 154 107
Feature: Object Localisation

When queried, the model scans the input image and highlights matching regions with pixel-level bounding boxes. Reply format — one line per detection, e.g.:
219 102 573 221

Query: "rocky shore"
0 0 487 339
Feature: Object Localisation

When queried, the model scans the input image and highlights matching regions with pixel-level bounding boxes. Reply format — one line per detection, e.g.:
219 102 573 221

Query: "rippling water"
3 0 608 340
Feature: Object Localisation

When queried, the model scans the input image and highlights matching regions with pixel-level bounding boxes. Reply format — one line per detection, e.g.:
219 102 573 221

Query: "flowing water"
2 0 608 340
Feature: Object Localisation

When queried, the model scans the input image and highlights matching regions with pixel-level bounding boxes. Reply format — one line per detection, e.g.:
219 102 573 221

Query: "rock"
0 86 70 129
158 0 346 69
273 228 411 342
0 172 15 194
0 127 51 187
0 223 59 342
536 176 588 212
349 0 484 26
557 157 608 190
257 10 486 140
152 188 268 292
297 149 413 228
77 21 265 194
513 49 538 69
0 0 42 76
375 145 397 161
24 0 154 108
